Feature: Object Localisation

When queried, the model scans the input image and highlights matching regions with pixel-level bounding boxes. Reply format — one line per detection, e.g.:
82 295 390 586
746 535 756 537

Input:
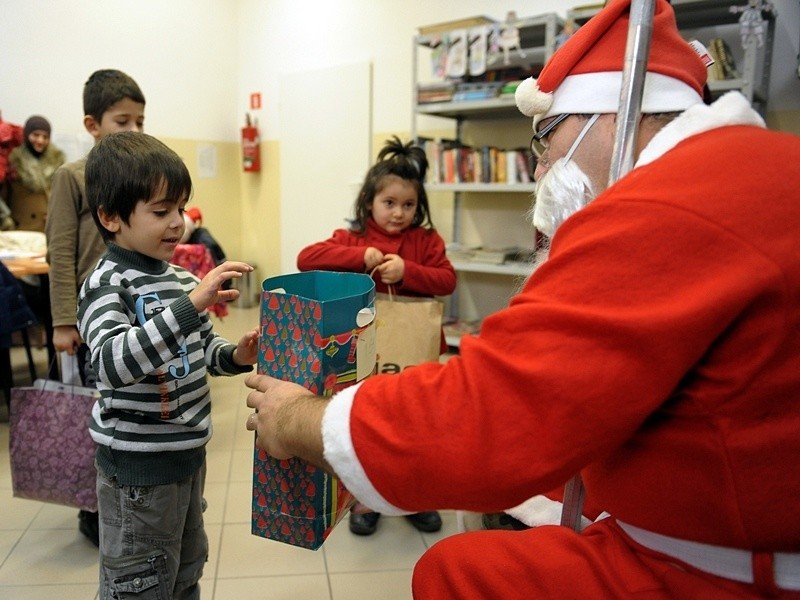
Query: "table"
1 253 55 408
2 255 49 277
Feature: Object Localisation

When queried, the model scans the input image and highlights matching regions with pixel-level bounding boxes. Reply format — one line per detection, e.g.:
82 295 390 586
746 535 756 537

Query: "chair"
0 260 39 409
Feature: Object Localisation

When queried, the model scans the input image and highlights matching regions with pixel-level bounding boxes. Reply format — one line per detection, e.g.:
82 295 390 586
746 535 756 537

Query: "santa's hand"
245 373 329 465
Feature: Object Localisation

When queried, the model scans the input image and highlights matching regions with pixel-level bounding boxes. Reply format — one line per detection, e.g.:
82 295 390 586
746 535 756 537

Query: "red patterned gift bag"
252 271 376 550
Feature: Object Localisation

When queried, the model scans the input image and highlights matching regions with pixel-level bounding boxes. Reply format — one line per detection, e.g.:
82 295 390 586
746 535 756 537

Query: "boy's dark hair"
83 69 146 122
352 136 434 233
86 132 192 242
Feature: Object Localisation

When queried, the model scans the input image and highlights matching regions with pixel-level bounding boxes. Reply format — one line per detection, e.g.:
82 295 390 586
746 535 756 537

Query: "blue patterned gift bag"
252 271 375 549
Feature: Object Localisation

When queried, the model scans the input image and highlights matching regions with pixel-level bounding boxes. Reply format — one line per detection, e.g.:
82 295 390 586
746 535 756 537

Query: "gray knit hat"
24 115 51 137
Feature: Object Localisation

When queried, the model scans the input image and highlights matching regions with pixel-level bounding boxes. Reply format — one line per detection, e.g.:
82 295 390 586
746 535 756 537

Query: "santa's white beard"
531 157 596 240
516 161 596 295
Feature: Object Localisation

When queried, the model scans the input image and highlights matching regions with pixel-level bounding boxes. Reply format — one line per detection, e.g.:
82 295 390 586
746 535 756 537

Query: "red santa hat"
515 0 706 128
185 207 203 225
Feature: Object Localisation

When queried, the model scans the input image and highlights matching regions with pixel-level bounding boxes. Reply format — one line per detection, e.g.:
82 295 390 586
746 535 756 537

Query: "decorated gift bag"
252 271 376 550
374 289 443 374
10 378 99 511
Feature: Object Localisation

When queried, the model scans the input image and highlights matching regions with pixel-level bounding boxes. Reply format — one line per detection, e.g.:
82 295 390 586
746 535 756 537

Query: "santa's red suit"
321 92 800 598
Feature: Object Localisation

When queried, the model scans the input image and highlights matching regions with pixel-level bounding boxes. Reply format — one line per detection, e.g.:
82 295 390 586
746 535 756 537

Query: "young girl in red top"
297 136 456 537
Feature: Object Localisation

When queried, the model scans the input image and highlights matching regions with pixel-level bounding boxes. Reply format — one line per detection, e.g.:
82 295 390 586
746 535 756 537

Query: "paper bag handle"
368 266 396 301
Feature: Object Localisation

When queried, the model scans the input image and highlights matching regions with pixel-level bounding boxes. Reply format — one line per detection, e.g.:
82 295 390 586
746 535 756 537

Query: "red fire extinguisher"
242 113 260 172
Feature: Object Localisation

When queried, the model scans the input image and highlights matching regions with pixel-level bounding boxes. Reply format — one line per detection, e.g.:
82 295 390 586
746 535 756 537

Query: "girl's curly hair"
351 136 434 233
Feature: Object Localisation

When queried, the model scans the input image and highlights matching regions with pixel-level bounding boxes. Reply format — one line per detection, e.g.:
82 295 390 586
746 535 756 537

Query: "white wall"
3 0 798 142
0 0 239 141
237 0 586 141
278 62 372 274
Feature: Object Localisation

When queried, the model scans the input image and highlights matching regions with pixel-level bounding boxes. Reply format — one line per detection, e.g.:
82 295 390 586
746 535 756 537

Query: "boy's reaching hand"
233 327 259 366
189 261 254 313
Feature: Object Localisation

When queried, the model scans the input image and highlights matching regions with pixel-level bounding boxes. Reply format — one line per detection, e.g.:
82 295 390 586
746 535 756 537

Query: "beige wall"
159 138 281 285
767 109 800 135
240 140 282 282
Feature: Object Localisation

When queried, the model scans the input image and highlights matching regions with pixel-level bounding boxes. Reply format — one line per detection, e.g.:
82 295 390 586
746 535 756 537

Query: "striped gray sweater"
78 243 251 485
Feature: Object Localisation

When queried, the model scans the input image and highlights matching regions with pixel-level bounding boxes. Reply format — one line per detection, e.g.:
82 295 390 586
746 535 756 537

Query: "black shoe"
405 511 442 533
78 510 100 547
349 511 381 536
481 512 530 531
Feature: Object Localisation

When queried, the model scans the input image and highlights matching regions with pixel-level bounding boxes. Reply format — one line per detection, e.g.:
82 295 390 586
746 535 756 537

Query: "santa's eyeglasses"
529 113 570 159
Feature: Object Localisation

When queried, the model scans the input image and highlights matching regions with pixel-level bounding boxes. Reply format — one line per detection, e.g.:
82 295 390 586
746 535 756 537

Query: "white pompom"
515 77 553 117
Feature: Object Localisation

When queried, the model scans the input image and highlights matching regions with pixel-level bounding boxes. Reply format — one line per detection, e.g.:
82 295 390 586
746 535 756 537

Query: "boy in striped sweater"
78 131 258 599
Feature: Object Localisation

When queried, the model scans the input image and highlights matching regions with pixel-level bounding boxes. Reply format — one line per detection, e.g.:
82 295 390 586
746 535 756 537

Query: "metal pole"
561 0 656 533
608 0 656 184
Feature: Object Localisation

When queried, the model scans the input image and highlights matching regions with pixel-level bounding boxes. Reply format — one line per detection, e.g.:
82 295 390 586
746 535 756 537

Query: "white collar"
635 91 765 169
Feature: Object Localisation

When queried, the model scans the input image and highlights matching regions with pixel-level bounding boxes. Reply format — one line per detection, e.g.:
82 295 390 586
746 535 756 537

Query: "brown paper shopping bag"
374 290 443 374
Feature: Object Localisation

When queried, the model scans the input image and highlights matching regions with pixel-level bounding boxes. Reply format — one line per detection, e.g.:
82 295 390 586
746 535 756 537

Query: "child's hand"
376 254 404 285
364 247 384 271
189 261 253 313
233 327 259 366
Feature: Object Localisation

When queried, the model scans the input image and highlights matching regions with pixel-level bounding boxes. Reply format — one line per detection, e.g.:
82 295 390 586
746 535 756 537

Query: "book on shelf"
496 151 508 183
418 139 533 185
452 81 503 102
713 37 739 80
445 243 479 261
471 246 526 265
446 244 536 267
505 150 518 184
417 81 457 104
515 148 532 183
458 146 476 183
499 80 522 96
706 38 739 81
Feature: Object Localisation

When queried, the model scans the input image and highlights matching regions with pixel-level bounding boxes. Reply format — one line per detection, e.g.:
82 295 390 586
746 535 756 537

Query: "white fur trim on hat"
515 77 553 119
547 72 703 119
519 71 702 132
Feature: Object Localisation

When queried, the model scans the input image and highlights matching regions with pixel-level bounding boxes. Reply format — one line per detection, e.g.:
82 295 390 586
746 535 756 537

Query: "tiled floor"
0 306 462 599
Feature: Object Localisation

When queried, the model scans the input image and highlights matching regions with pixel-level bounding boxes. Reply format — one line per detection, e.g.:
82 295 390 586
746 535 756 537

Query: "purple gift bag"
10 379 99 511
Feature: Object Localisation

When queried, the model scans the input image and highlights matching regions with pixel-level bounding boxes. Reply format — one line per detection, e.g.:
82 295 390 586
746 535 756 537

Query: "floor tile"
203 480 229 525
230 447 256 483
205 522 222 583
216 523 327 579
212 573 331 600
0 527 98 585
224 472 253 524
330 570 414 600
0 584 100 599
0 490 44 530
0 306 465 599
0 529 23 564
323 516 428 574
